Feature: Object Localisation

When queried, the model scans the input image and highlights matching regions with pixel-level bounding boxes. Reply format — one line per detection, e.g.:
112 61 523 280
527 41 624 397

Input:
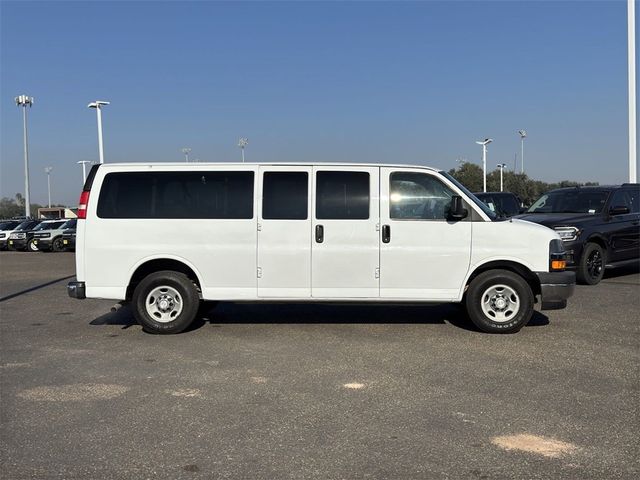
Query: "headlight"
554 226 579 242
10 233 25 239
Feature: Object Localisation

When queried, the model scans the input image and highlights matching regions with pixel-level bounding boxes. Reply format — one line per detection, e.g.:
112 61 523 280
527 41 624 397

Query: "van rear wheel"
465 269 534 333
132 271 199 334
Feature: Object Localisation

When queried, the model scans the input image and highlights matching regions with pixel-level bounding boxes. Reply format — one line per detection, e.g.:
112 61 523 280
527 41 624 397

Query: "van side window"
97 172 254 219
390 172 454 220
316 171 369 220
262 172 308 220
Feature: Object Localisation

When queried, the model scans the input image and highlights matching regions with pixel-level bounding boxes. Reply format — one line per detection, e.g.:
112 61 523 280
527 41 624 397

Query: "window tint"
496 195 520 216
527 190 609 214
97 171 254 219
262 172 308 220
390 172 454 220
316 171 369 220
609 190 633 212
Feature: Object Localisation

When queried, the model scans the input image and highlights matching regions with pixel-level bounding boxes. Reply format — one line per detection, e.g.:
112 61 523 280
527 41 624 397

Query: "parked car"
68 162 575 335
474 192 524 218
6 220 41 251
0 220 23 250
32 218 77 252
61 225 77 251
516 184 640 284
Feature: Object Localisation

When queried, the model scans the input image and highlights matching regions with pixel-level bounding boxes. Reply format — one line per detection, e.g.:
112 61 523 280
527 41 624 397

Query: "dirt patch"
17 383 128 401
250 376 268 384
343 382 366 390
492 434 578 458
167 388 202 398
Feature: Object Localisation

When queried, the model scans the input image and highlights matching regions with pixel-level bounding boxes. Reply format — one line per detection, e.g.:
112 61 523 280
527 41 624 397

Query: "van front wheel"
132 271 199 334
465 269 533 333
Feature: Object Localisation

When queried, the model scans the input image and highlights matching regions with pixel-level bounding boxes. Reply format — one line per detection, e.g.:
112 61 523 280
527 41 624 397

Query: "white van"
68 163 575 334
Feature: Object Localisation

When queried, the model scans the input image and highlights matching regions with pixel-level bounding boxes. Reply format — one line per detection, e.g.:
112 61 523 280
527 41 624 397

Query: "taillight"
78 190 90 219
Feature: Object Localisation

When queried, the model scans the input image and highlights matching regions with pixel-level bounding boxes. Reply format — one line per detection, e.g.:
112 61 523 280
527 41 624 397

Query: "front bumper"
535 271 576 310
67 281 86 299
62 237 76 250
33 238 52 250
7 239 27 250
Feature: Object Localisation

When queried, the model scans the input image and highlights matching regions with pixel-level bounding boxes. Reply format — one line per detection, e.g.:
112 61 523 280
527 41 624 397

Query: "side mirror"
448 195 468 221
609 205 630 216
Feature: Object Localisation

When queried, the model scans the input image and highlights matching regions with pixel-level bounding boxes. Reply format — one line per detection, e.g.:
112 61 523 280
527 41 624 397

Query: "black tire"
27 238 39 252
51 237 65 252
465 269 534 333
576 243 605 285
132 270 199 334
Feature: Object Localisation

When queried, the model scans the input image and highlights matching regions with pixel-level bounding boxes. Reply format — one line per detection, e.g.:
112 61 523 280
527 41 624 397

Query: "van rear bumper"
535 271 575 310
67 281 86 299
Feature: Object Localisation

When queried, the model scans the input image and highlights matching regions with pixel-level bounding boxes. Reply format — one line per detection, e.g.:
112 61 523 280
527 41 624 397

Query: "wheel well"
466 261 540 296
585 236 607 253
126 259 201 300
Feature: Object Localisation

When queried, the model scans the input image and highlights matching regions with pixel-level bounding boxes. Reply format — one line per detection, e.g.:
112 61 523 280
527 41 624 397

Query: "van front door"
257 166 312 297
379 168 471 300
311 166 380 298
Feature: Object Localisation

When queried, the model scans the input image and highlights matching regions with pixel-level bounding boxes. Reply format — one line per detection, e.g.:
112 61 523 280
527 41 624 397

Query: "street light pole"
15 95 33 218
476 138 493 192
628 0 637 182
181 147 191 162
497 163 507 192
45 167 53 207
518 130 527 174
88 101 110 164
238 138 248 163
77 160 92 183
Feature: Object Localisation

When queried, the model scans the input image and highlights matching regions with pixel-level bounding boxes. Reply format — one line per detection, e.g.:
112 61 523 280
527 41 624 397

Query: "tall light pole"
15 95 34 218
475 138 493 192
238 138 248 163
77 160 92 183
181 147 191 162
44 167 53 207
88 101 109 164
518 130 527 174
628 0 637 182
497 163 507 192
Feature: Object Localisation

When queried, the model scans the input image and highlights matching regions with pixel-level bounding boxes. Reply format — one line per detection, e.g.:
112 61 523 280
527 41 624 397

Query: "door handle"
382 224 391 243
315 224 324 243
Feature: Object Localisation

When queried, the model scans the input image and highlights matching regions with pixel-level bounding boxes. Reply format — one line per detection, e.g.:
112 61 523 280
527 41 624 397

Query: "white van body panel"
379 167 472 300
257 165 312 298
76 162 561 303
311 165 380 298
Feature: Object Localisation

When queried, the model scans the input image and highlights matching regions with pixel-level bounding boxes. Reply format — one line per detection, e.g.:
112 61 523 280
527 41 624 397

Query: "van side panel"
83 166 258 301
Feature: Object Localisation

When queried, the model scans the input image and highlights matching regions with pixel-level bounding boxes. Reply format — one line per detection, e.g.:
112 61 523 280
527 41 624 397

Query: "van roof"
96 162 442 172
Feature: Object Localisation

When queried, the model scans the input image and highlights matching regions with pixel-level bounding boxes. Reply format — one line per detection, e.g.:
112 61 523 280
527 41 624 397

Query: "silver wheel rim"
145 286 183 323
29 241 38 251
480 284 520 323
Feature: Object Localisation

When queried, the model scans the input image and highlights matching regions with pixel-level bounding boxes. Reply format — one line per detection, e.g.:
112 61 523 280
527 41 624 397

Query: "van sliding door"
257 166 312 297
311 166 380 298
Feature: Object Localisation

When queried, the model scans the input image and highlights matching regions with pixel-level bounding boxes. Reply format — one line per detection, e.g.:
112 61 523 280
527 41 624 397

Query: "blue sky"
1 0 635 206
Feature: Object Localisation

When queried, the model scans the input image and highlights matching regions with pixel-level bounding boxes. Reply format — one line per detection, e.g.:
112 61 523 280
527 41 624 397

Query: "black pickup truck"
516 184 639 284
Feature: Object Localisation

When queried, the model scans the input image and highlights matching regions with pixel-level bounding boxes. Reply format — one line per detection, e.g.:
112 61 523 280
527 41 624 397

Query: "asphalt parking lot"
0 251 638 479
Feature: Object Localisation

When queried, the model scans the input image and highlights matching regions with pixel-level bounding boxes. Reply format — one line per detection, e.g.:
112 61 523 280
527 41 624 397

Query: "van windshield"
441 172 497 220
